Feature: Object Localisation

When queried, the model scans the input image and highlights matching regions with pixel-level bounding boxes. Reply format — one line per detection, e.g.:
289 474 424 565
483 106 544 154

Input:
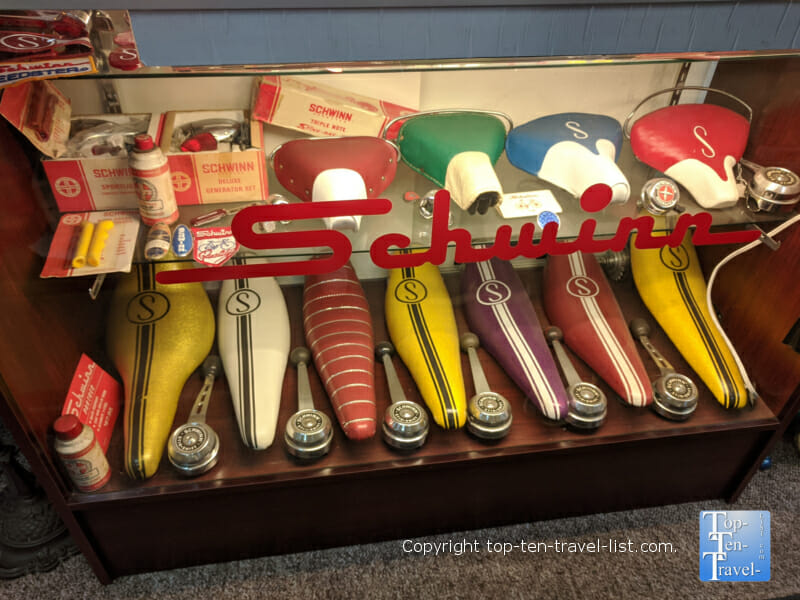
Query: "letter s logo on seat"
566 276 600 298
565 121 589 140
693 125 716 159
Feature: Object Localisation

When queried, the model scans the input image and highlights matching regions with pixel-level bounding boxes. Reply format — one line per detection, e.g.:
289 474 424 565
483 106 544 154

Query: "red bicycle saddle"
271 136 398 202
630 103 749 209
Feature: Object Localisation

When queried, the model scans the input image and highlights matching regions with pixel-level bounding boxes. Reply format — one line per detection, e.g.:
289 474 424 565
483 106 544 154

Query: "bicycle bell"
375 341 429 450
740 159 800 213
284 347 333 460
460 332 513 440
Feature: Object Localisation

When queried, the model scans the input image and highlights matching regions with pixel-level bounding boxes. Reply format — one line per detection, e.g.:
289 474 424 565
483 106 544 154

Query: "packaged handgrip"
71 221 94 269
87 219 114 267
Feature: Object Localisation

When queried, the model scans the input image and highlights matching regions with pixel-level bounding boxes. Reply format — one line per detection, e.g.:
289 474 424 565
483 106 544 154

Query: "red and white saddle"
630 102 749 209
271 136 398 231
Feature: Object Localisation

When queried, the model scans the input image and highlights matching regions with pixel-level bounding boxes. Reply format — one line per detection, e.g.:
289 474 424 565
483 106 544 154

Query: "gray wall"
124 3 800 66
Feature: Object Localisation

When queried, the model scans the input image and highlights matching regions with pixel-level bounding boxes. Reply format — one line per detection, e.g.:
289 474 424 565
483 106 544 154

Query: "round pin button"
641 178 680 215
538 210 560 228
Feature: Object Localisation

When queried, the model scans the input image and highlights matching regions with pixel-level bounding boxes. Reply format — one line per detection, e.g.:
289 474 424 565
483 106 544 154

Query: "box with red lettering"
0 79 162 212
41 112 162 212
159 109 268 205
251 75 416 137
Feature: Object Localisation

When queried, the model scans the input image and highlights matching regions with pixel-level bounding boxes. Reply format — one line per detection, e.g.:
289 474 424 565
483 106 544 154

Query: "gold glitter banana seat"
107 263 215 479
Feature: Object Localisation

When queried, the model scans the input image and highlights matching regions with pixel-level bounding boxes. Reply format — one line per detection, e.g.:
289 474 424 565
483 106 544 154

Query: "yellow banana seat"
107 262 215 479
385 256 466 429
630 233 748 409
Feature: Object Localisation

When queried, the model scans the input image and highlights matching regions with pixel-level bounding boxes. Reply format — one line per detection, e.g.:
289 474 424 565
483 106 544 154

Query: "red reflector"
181 132 218 153
580 183 613 212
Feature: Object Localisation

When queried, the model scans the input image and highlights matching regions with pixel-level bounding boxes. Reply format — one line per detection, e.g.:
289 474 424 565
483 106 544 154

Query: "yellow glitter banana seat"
107 262 215 479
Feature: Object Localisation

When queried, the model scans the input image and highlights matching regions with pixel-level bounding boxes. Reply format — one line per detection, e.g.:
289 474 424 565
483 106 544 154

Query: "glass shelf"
46 51 794 265
125 137 782 275
91 51 800 80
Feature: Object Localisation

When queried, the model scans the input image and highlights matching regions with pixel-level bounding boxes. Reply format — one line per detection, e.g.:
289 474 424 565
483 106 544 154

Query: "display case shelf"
49 53 788 277
65 270 778 504
144 141 780 268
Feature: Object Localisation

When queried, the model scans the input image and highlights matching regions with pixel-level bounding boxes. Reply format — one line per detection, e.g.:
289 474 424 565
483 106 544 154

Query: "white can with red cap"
53 414 111 492
130 133 179 226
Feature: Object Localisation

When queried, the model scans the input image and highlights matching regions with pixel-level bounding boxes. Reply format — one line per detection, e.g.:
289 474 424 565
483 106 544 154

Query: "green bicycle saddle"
393 111 510 215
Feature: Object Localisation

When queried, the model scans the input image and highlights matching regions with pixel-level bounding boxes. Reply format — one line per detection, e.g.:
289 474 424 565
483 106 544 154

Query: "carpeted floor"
2 437 799 599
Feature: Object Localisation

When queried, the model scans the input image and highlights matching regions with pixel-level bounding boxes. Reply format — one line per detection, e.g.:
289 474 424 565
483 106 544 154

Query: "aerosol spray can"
130 133 179 226
53 414 111 492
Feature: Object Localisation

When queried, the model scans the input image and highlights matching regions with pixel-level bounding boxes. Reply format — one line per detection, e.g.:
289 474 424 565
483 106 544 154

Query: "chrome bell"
459 332 513 440
284 347 333 459
376 341 429 450
544 326 607 430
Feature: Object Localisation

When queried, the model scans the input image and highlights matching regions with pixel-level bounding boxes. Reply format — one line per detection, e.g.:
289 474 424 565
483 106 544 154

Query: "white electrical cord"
705 212 800 404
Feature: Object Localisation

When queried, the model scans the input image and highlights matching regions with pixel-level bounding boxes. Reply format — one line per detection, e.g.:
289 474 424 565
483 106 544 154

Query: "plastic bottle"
130 133 179 226
53 414 111 492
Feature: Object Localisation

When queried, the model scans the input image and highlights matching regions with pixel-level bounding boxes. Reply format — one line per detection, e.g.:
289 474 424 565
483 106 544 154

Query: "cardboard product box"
0 79 162 212
251 75 416 138
41 112 161 212
159 109 268 205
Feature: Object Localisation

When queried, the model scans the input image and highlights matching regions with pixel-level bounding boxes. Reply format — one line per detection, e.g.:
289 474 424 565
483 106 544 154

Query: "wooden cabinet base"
74 418 775 580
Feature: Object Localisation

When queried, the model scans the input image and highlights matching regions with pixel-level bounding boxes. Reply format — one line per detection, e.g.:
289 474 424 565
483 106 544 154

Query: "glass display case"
0 9 799 584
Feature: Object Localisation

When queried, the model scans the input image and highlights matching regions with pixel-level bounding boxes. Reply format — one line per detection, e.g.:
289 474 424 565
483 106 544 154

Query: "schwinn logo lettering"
394 279 427 304
225 289 261 316
126 292 170 324
693 125 716 159
0 60 84 73
659 246 691 271
565 121 589 140
155 190 762 285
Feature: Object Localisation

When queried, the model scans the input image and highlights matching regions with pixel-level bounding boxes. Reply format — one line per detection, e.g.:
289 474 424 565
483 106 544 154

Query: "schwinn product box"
41 113 161 212
251 75 416 137
159 109 268 205
0 79 161 212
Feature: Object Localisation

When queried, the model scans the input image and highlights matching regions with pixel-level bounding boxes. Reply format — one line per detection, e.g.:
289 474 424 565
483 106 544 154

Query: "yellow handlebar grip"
87 220 115 267
71 221 94 269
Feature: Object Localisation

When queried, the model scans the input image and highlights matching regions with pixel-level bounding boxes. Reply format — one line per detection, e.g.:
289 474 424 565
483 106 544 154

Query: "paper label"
498 190 562 219
0 56 96 89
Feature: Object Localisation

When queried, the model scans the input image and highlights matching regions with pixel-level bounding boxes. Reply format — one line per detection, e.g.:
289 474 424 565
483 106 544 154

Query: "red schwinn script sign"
155 190 762 285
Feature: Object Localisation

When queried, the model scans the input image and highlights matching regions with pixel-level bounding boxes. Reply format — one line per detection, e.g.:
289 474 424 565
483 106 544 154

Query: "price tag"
497 190 562 219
